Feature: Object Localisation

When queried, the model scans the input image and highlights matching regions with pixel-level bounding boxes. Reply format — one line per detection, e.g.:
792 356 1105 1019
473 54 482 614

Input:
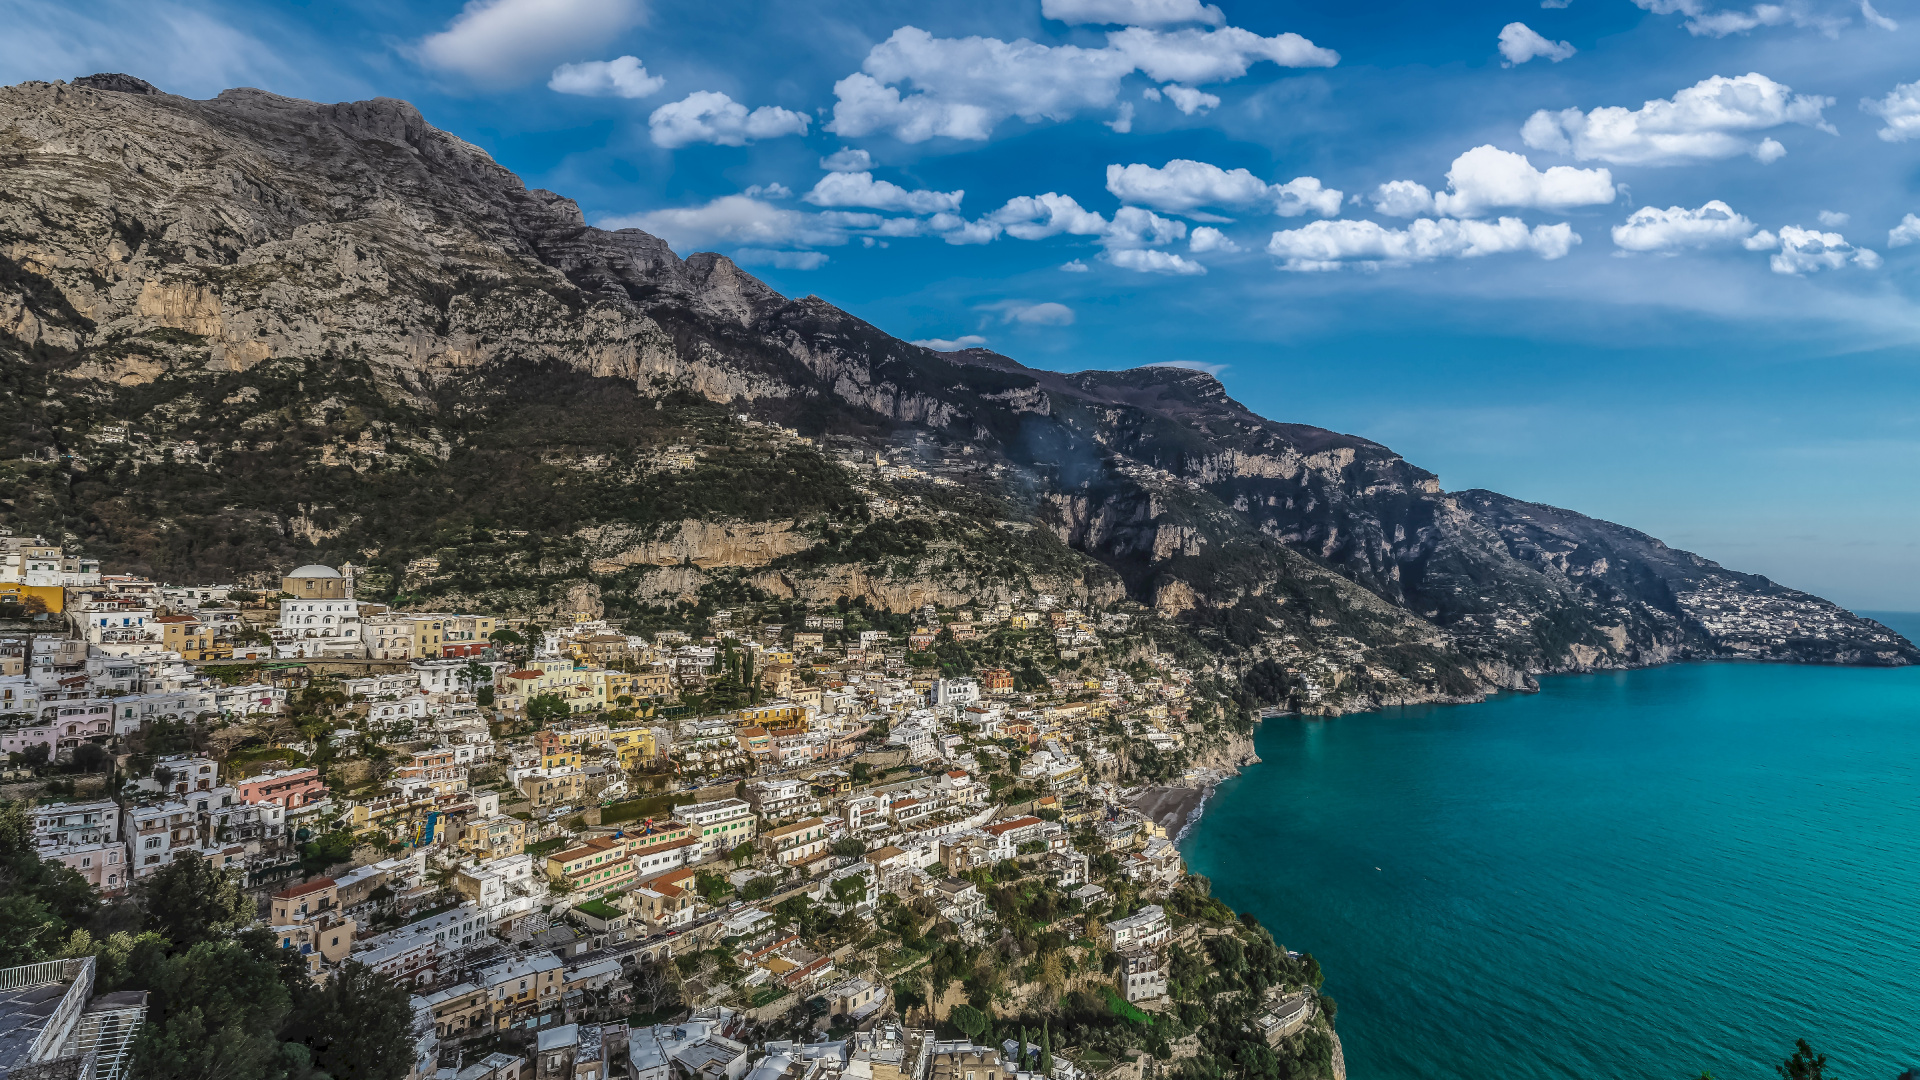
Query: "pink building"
2 708 111 758
236 767 326 808
46 841 130 895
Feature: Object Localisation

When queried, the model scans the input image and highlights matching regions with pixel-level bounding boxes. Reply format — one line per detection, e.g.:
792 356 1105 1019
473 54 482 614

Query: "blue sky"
5 0 1920 609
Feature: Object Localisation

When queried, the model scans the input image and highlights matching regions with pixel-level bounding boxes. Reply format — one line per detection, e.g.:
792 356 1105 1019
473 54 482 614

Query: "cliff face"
2 75 1911 708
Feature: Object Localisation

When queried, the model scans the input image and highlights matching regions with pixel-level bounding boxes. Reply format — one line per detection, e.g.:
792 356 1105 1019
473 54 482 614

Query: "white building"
681 798 756 857
278 597 364 653
930 679 979 707
1103 904 1171 950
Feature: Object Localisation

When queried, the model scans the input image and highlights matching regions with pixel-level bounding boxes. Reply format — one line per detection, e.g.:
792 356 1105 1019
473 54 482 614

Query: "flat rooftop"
0 959 89 1072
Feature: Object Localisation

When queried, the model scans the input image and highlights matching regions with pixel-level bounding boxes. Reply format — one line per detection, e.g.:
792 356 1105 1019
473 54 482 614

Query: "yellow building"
0 583 64 614
518 770 585 811
157 614 227 660
736 701 809 729
545 836 635 899
461 815 527 858
609 726 658 767
534 731 580 771
496 659 609 714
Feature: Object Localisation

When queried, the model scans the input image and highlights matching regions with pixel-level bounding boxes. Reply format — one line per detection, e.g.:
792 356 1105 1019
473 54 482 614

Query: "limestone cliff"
1 74 1911 710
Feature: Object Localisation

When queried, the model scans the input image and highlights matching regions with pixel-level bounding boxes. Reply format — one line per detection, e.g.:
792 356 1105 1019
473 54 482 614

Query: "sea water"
1182 613 1920 1080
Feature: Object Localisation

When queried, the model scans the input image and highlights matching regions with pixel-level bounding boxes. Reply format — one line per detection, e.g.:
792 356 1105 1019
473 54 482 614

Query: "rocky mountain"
2 74 1911 712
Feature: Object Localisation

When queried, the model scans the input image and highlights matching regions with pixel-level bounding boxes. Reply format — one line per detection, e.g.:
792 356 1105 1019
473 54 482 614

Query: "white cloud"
744 183 792 199
1861 80 1920 142
1108 26 1338 83
1272 177 1344 218
1770 225 1880 274
548 55 664 98
1817 210 1850 227
1522 72 1833 165
1861 0 1898 30
414 0 643 86
1266 217 1578 270
1631 0 1891 36
1370 180 1435 218
1610 200 1762 251
820 148 874 172
1104 206 1189 248
914 335 991 350
733 249 830 270
1745 229 1778 250
1108 248 1208 274
804 172 964 214
1061 259 1092 271
988 193 1111 240
648 91 810 148
1541 0 1573 7
1105 160 1342 218
603 194 848 251
1189 226 1240 253
1106 102 1136 132
1041 0 1225 26
1161 85 1221 114
827 24 1336 142
1431 146 1614 218
984 301 1079 325
1497 23 1576 65
1890 214 1920 248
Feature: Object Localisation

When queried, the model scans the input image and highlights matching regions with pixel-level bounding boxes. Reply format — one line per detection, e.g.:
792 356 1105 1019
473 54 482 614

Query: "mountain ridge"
1 73 1911 715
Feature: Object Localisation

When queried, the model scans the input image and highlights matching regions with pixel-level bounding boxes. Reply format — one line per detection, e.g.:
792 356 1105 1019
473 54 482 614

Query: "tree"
1039 1021 1052 1075
129 935 294 1080
140 853 251 949
526 693 570 725
1039 952 1066 1002
489 627 525 648
284 960 414 1080
0 802 97 965
830 836 868 858
632 958 680 1019
1778 1041 1826 1080
950 1002 989 1042
729 840 755 867
831 875 867 907
0 893 66 967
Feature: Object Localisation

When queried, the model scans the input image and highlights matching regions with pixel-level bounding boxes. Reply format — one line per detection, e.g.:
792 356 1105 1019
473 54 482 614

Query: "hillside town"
0 533 1337 1080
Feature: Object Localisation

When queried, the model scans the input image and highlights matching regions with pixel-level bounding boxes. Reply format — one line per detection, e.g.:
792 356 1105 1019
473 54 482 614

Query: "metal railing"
0 956 82 992
69 998 146 1080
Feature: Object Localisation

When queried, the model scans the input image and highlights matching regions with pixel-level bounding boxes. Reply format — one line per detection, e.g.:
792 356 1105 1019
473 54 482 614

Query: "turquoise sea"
1182 612 1920 1080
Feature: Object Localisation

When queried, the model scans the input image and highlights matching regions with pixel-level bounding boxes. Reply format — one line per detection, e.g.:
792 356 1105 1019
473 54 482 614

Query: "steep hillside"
1 74 1910 713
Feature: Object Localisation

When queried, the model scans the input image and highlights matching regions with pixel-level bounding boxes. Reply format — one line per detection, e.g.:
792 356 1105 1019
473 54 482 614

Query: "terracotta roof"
273 876 337 900
985 816 1043 836
507 670 541 680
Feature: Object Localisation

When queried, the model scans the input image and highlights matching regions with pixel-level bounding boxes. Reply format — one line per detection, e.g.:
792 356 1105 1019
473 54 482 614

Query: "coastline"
1175 659 1920 1079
